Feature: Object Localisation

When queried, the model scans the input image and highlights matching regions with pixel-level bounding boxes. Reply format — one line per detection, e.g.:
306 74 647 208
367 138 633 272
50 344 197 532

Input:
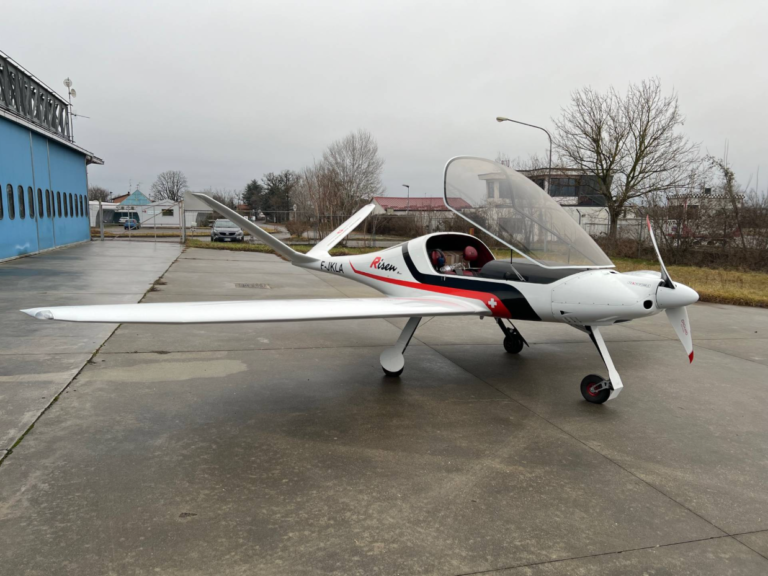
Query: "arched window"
0 184 4 219
81 195 85 217
69 193 74 217
18 185 25 219
56 191 62 217
37 188 43 217
77 195 82 217
63 191 68 217
7 184 15 219
45 189 51 217
28 187 35 219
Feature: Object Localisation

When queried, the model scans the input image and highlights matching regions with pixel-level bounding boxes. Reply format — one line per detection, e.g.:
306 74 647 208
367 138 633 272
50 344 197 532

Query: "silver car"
211 219 244 242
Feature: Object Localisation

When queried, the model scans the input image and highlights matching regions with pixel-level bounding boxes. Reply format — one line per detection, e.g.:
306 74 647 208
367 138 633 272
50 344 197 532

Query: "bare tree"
706 155 747 250
495 152 549 172
88 186 111 202
322 129 385 215
151 170 188 202
210 188 238 210
554 78 699 239
292 130 385 235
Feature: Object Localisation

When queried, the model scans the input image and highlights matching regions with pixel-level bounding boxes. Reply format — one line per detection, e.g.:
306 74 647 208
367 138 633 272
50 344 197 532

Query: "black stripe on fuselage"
401 244 541 321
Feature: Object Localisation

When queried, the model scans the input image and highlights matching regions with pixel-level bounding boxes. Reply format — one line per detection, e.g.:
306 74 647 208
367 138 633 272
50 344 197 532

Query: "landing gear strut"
496 318 528 355
581 326 624 404
380 317 421 377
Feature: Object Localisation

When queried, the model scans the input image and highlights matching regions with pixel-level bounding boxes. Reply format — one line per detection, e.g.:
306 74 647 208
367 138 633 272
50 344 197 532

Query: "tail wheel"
503 335 524 354
580 374 611 404
382 367 403 378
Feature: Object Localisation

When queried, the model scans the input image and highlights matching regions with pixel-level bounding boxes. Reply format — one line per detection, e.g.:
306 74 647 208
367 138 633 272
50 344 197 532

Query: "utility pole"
63 78 76 140
402 184 410 214
99 200 104 240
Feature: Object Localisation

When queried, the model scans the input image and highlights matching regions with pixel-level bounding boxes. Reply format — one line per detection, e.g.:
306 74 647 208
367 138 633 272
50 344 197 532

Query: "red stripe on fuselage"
349 261 510 318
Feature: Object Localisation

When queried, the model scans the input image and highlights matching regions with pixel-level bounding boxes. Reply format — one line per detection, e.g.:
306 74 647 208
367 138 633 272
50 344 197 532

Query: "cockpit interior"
425 233 585 284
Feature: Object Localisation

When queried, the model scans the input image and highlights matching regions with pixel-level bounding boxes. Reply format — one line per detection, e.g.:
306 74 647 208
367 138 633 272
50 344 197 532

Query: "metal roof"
373 197 471 211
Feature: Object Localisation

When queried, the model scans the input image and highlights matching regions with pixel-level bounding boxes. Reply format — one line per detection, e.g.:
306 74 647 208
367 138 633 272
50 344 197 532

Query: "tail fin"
191 194 316 265
308 204 375 257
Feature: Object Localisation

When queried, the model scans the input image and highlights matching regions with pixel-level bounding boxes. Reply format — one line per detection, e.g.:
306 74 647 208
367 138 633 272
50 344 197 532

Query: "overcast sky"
3 0 766 198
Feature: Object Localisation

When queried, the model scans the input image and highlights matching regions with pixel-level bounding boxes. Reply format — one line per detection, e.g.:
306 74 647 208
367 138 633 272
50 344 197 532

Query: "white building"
89 199 203 228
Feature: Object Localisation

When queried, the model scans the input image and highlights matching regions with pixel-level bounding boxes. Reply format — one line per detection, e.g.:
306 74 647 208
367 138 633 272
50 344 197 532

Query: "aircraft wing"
22 297 487 324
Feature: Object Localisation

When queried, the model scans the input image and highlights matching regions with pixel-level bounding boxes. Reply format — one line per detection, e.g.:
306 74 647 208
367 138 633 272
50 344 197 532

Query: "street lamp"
402 184 410 213
496 116 552 194
63 78 76 140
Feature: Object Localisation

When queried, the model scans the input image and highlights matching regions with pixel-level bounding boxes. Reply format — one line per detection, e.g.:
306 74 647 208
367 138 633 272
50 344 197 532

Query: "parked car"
123 219 140 230
211 219 244 242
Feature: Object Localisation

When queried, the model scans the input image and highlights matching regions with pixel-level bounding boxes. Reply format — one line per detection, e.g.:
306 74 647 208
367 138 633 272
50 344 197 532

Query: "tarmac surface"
1 241 767 575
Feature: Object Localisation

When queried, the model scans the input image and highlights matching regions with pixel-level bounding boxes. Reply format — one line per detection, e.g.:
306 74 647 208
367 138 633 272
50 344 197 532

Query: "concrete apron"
0 240 182 460
0 246 767 575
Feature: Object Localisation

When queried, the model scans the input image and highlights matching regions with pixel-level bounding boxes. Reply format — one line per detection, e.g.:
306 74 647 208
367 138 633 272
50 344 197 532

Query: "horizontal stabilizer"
22 297 487 324
308 204 375 256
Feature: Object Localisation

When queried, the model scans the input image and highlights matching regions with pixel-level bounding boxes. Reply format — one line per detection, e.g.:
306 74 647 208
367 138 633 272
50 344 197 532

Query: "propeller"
646 216 699 363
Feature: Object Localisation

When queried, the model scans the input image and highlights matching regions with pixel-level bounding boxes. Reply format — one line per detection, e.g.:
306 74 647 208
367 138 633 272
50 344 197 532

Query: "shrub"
285 219 310 239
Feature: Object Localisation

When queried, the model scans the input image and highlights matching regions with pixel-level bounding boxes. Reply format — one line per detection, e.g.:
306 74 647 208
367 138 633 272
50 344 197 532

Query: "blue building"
0 52 103 261
118 189 151 206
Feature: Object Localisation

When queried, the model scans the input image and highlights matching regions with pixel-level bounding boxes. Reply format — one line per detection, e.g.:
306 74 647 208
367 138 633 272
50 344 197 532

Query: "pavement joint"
0 249 182 467
692 341 768 367
451 534 765 575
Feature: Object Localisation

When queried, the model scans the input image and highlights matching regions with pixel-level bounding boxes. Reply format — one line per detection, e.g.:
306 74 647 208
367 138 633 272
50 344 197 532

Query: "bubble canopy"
443 157 614 269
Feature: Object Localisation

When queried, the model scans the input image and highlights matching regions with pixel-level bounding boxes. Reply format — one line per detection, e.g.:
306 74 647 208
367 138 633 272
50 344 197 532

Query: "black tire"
503 335 524 354
382 367 403 377
580 374 611 404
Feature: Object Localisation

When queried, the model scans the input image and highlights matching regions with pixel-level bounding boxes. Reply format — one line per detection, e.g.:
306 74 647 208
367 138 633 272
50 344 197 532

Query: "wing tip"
21 308 54 320
688 350 694 363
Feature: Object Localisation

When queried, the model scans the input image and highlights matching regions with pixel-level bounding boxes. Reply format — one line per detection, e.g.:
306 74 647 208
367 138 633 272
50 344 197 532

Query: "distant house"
372 197 471 214
666 191 744 220
517 167 607 207
664 191 745 240
371 196 472 233
518 167 640 237
117 189 152 207
88 197 203 228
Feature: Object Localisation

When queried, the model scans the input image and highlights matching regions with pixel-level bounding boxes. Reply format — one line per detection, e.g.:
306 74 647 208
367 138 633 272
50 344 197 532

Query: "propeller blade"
646 216 674 289
665 306 694 363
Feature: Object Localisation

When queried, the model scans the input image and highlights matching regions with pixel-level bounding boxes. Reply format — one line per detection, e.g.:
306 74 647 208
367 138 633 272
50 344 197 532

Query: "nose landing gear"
582 326 623 403
496 319 528 355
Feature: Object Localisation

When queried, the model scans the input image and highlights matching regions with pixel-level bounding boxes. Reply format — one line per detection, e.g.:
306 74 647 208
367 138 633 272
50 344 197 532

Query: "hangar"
0 51 102 261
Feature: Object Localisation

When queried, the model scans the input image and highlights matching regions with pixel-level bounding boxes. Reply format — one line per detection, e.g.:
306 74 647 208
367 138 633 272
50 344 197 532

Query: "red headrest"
430 250 440 265
464 246 478 262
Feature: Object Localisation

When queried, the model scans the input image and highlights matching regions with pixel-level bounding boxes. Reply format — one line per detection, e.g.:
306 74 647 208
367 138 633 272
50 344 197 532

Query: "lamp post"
496 116 553 194
63 78 76 140
402 184 410 214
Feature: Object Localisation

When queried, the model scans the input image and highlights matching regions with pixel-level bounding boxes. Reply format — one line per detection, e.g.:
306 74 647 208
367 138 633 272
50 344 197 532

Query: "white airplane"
22 157 698 404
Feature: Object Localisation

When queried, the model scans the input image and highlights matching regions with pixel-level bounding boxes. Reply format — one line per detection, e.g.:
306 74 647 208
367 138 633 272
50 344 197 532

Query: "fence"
92 201 186 243
183 202 768 270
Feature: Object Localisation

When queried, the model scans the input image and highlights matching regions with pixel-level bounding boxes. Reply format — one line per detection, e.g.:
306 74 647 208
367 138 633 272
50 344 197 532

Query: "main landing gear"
580 326 624 404
380 317 421 377
496 318 528 355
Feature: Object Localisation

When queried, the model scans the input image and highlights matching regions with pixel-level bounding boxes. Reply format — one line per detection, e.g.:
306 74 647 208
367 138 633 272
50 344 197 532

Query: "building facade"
0 52 102 261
